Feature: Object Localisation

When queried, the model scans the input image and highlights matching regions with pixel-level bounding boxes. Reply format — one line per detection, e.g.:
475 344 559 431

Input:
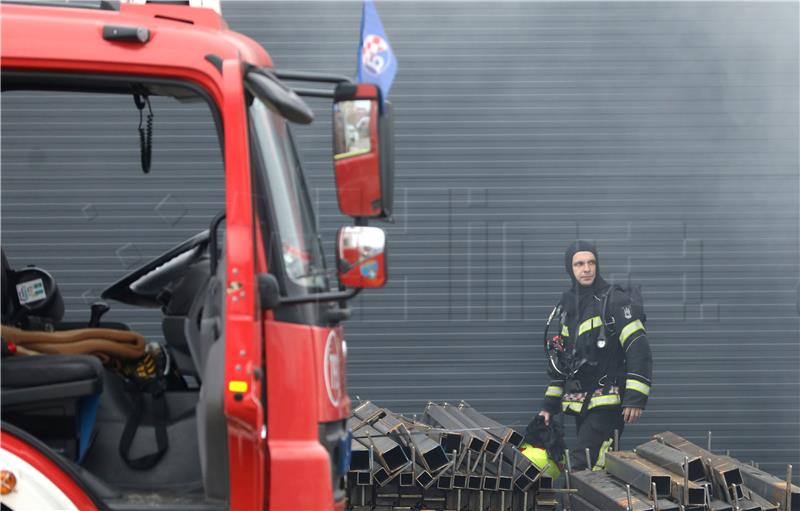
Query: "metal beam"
441 403 502 456
571 470 679 511
570 494 603 511
350 438 371 471
352 423 409 473
623 448 707 506
458 400 525 447
721 457 800 511
605 451 673 498
571 470 655 511
655 432 744 505
400 423 449 473
424 402 485 454
636 440 705 481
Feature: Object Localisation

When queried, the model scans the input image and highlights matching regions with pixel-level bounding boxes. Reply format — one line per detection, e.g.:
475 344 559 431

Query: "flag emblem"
357 0 397 103
361 34 390 75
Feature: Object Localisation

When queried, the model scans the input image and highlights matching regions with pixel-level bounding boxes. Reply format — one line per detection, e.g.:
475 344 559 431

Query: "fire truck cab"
0 1 393 509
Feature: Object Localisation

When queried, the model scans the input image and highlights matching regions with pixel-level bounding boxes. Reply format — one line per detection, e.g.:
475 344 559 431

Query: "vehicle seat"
1 354 103 461
1 247 114 462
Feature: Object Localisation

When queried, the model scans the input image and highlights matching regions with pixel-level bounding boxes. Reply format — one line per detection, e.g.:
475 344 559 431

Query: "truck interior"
1 72 234 510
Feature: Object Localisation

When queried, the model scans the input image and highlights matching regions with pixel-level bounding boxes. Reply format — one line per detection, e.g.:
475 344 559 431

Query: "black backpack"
597 283 646 347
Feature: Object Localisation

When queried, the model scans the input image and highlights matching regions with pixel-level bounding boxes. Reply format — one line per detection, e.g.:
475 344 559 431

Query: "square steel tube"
655 431 744 501
350 438 371 472
441 403 502 456
483 475 499 491
746 491 781 511
438 431 463 454
608 450 706 507
722 457 800 511
458 401 524 448
398 471 414 487
424 403 485 453
352 423 409 473
709 500 734 511
514 473 536 492
352 401 386 423
605 451 672 498
415 469 435 489
636 439 705 481
467 474 483 490
407 429 449 473
437 474 453 490
571 470 656 511
570 494 603 511
355 470 372 486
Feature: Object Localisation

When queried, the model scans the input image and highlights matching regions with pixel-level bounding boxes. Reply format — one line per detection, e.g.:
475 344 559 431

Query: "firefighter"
537 240 653 471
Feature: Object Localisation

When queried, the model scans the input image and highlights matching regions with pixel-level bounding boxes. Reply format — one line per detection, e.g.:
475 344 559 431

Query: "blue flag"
357 0 397 103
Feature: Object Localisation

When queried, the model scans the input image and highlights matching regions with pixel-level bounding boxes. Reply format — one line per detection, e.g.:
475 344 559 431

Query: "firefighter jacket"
541 284 653 416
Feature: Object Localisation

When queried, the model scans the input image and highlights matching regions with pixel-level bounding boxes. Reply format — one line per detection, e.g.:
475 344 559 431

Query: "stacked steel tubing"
568 431 796 511
346 401 555 511
347 403 797 511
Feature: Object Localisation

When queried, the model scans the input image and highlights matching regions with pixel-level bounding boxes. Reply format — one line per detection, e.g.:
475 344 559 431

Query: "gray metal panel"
224 0 799 480
1 0 797 483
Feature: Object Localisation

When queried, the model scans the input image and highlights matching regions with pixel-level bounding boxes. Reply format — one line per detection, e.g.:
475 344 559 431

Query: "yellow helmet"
520 443 561 479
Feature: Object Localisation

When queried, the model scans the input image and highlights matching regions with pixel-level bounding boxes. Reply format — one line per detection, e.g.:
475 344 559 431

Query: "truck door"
247 90 349 509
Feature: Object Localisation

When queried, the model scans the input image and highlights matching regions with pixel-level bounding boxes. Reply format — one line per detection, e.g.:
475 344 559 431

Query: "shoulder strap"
598 284 621 341
119 378 169 470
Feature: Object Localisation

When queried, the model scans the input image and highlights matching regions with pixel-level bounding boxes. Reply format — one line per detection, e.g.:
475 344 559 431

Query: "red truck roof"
1 1 272 99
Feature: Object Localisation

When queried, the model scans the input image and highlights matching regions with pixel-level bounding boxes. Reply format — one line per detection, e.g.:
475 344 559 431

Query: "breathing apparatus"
543 302 586 379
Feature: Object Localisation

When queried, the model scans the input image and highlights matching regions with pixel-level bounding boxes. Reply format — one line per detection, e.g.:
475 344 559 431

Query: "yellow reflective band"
228 380 248 393
334 148 371 161
626 379 650 396
561 401 583 414
620 319 645 345
578 316 603 336
545 386 564 398
587 394 621 410
593 438 615 471
561 325 569 337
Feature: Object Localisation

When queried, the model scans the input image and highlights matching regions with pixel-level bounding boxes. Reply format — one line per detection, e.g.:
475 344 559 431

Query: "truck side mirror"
332 83 394 219
336 226 387 288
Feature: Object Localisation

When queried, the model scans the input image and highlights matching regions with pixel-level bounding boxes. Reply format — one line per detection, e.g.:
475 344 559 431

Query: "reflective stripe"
587 394 621 410
593 438 615 471
620 319 645 345
578 316 603 336
228 380 248 393
561 401 583 414
545 386 564 398
626 379 651 396
561 325 569 337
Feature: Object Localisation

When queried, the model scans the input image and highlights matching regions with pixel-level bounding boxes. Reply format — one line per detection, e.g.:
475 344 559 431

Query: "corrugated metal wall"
2 0 798 481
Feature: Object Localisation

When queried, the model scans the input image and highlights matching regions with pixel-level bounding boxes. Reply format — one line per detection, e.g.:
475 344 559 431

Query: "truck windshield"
249 98 328 294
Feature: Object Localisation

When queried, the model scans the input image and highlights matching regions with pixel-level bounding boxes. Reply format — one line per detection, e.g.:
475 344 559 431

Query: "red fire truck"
0 1 393 509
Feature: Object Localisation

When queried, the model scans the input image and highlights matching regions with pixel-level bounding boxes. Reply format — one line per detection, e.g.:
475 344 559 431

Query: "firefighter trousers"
568 407 625 471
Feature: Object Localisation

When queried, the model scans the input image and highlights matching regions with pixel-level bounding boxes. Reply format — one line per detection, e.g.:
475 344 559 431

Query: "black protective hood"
562 240 608 312
564 240 600 286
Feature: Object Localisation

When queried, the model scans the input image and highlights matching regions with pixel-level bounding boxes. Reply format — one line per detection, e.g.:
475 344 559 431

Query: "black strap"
132 91 153 174
119 383 168 470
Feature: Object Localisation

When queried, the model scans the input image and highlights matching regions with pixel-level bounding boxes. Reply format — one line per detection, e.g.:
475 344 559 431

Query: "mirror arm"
259 273 363 310
292 87 334 98
278 287 361 305
274 70 353 85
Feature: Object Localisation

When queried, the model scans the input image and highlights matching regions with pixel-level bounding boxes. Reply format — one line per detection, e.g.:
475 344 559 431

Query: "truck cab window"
248 98 329 295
